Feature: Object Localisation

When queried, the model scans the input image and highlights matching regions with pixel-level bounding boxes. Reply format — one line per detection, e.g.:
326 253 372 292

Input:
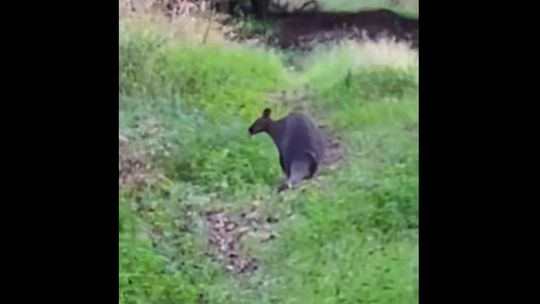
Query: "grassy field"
119 3 418 303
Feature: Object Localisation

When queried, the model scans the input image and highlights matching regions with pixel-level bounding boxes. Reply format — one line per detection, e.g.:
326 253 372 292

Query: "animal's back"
279 112 324 174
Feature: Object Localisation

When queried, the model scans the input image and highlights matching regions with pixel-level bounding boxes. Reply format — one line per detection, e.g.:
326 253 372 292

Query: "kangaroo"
248 108 324 192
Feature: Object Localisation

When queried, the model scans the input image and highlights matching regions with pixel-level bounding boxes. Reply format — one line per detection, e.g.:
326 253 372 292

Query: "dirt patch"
119 137 164 191
232 8 418 50
404 121 418 133
119 118 170 191
271 8 417 49
318 124 345 170
204 206 278 275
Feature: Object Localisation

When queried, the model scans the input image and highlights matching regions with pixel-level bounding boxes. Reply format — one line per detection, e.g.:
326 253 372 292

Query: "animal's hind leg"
306 151 319 179
277 179 291 193
307 159 319 179
276 154 290 192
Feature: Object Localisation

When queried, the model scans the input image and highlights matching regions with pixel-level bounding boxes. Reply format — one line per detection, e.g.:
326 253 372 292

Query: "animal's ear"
262 108 271 118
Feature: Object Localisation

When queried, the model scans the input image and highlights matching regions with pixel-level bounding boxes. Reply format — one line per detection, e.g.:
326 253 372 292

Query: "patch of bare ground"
224 8 418 50
270 8 418 50
404 121 418 133
203 204 279 275
119 118 170 192
404 121 418 140
119 137 164 191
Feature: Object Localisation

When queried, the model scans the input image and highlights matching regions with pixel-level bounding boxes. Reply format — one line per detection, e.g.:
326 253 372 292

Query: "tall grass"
119 11 418 304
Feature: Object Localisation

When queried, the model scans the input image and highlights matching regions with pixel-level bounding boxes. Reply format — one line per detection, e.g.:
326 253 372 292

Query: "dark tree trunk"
213 0 236 15
250 0 269 20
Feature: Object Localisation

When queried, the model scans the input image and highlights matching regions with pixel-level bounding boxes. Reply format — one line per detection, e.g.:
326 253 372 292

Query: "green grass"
268 0 419 17
119 17 418 304
317 0 419 16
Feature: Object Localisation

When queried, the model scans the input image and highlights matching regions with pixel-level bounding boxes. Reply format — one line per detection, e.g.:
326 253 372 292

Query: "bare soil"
204 207 278 275
222 8 418 50
269 8 418 49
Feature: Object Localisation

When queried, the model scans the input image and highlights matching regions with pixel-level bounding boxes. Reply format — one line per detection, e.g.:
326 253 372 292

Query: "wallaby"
248 108 324 192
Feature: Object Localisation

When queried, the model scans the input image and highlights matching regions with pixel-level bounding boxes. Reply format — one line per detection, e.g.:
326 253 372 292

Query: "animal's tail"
278 151 318 192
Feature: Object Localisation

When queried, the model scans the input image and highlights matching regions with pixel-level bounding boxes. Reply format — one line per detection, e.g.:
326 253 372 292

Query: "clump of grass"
300 38 417 88
294 38 417 130
158 44 287 117
347 38 418 70
119 29 166 96
120 12 231 46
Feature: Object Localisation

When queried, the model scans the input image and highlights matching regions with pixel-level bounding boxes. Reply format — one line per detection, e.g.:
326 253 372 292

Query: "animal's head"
248 108 273 135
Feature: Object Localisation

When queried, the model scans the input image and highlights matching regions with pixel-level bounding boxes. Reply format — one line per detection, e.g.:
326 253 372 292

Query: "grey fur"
248 109 324 192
